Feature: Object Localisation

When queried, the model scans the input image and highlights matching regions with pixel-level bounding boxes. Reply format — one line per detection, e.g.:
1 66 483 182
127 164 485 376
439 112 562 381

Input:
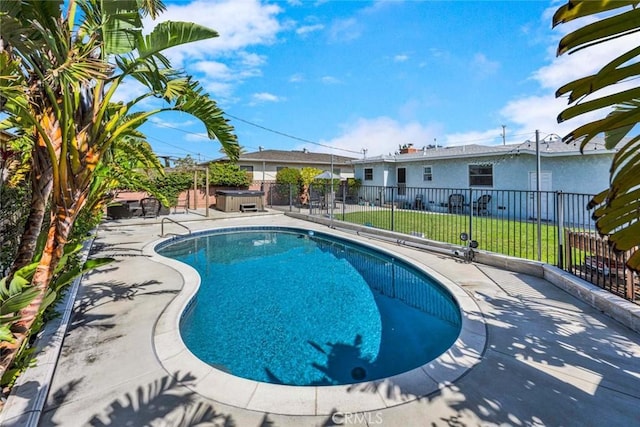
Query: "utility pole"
502 125 506 145
535 129 542 261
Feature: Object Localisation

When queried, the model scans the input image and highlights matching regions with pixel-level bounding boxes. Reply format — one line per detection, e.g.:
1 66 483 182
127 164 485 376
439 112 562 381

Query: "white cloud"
533 31 640 92
111 78 149 104
193 61 234 81
328 18 362 43
443 128 505 147
250 92 283 104
468 13 640 143
394 54 409 63
150 117 197 129
237 52 267 68
149 0 283 59
140 0 284 102
185 132 210 142
297 24 324 36
289 73 305 83
470 53 500 78
202 81 236 99
318 117 443 157
501 94 573 136
321 76 341 85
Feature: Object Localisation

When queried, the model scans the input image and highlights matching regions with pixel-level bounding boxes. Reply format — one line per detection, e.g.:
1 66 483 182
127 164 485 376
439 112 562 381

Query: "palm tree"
554 0 640 271
0 0 239 375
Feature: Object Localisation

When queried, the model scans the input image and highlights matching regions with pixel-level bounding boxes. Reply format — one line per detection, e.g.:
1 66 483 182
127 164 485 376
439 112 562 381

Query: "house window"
364 168 373 181
276 166 286 172
423 166 433 182
469 164 493 187
240 165 254 179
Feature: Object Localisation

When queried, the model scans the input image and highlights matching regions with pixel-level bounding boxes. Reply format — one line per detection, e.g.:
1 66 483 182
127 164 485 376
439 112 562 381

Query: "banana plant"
554 0 640 271
0 245 113 343
0 0 239 377
0 269 39 343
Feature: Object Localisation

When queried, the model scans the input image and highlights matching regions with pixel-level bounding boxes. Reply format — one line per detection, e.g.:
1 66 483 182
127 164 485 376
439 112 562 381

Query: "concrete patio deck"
4 209 640 426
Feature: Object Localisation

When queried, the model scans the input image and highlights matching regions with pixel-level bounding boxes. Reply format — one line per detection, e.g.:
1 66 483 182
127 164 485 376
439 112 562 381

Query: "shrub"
209 162 251 187
276 167 301 186
152 172 193 206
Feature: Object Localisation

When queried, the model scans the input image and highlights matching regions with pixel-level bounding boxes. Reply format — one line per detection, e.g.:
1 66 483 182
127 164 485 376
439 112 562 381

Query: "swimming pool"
158 227 462 386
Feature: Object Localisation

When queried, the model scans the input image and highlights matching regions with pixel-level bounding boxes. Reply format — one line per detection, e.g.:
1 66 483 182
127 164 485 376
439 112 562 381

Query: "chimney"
399 143 418 154
258 146 263 152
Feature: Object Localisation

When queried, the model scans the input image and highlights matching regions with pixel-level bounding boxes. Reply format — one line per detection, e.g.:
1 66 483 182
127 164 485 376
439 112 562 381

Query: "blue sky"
129 0 639 162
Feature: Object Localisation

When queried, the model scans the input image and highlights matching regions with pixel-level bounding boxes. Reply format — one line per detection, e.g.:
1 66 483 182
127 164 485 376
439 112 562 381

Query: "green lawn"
341 209 560 264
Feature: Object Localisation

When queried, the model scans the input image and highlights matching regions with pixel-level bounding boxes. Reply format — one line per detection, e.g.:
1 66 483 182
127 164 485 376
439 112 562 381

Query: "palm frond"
555 0 640 272
137 21 218 60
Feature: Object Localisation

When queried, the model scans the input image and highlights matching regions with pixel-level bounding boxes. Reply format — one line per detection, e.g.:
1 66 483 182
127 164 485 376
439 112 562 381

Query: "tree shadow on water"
308 335 374 386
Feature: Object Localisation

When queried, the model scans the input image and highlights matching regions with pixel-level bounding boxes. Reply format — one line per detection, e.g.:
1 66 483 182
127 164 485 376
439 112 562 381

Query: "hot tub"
215 190 264 212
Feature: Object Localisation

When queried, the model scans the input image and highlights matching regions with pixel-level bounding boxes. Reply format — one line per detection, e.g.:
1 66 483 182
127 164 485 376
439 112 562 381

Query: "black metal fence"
264 183 638 302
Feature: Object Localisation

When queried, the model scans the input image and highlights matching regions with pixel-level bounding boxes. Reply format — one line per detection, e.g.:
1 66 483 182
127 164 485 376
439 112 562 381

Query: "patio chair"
473 194 492 216
140 197 161 218
174 195 189 214
414 194 425 210
106 203 133 219
309 190 323 213
448 193 465 213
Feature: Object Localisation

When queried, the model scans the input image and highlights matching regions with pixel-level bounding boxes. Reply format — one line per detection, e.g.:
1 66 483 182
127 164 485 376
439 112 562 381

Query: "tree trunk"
0 204 75 378
7 149 53 279
8 112 59 279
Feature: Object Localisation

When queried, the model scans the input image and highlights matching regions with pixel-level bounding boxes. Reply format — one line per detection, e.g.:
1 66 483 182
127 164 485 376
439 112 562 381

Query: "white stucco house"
351 139 616 220
353 139 614 194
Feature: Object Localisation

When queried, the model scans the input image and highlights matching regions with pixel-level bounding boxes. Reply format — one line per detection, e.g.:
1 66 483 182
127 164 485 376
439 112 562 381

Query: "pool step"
240 203 258 212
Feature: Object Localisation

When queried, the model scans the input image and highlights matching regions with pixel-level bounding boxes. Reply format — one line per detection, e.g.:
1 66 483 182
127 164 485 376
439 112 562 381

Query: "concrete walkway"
28 211 640 426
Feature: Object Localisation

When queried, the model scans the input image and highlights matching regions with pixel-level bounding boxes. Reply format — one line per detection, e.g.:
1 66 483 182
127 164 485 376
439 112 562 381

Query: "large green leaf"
0 287 40 317
555 1 640 272
172 83 239 160
137 21 218 60
556 57 640 102
557 7 640 56
0 325 14 342
101 0 143 55
553 0 638 26
562 106 640 147
558 87 640 122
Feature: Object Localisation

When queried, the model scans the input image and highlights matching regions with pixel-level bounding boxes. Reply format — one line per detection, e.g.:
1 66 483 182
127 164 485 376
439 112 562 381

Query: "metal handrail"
160 217 192 237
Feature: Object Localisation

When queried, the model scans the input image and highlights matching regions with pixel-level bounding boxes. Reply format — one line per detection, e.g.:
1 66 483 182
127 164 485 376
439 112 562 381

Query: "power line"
149 113 545 156
146 135 220 162
223 113 363 155
149 114 362 155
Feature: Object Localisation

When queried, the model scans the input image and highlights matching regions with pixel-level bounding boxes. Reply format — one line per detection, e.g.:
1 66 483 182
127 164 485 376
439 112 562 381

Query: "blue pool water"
158 227 461 386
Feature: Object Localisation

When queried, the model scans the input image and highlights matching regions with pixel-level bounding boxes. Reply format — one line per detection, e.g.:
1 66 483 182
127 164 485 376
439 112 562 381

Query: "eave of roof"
352 139 616 164
213 149 357 165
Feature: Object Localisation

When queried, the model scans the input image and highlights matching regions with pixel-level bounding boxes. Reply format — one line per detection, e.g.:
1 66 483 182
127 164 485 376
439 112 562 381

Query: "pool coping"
143 224 487 416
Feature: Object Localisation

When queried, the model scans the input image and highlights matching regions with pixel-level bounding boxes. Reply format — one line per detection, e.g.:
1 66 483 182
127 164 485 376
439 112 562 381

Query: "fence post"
289 184 293 212
468 188 474 242
556 191 564 269
342 183 346 220
391 186 395 231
